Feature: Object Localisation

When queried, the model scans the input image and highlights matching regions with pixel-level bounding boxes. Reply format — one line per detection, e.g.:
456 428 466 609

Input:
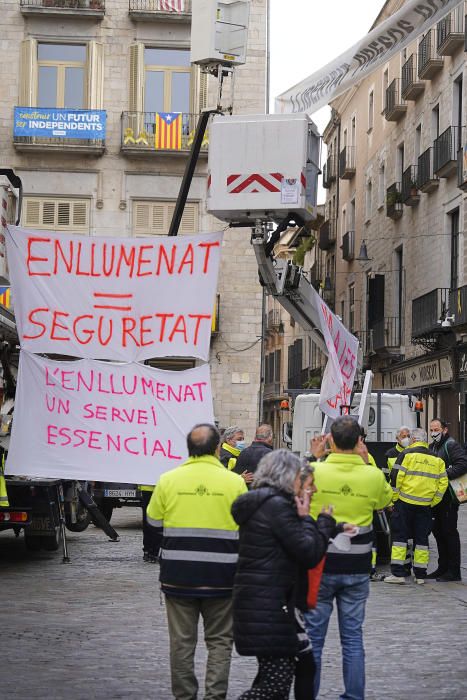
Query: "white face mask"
430 431 442 442
399 437 410 448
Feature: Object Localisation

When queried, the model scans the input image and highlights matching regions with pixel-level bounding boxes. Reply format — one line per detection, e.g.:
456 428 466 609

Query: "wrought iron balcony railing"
417 147 439 193
433 126 459 178
323 154 337 188
418 29 443 79
129 0 192 17
437 5 464 55
401 165 420 206
354 330 374 358
372 317 401 352
386 182 403 220
342 230 355 262
266 309 281 331
385 79 407 121
412 287 451 338
401 54 425 100
20 0 105 11
121 112 207 153
339 146 355 179
318 218 336 250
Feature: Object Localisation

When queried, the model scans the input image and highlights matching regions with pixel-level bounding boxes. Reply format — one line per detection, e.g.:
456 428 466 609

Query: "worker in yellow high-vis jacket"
219 425 245 470
0 452 9 507
385 427 448 585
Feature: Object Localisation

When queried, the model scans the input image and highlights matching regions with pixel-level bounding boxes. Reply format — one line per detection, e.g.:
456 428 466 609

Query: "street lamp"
356 240 372 263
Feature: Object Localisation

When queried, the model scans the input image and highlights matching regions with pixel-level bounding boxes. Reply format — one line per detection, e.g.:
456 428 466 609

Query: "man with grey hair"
385 425 412 478
219 425 245 470
385 427 448 585
233 424 274 485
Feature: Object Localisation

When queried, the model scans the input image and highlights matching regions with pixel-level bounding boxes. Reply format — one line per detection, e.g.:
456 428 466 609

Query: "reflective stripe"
161 549 238 563
392 541 407 548
147 516 163 528
415 544 428 550
356 524 373 534
0 496 8 503
392 487 399 493
163 527 239 540
327 542 373 555
403 470 446 479
399 491 432 503
434 491 444 500
391 558 407 565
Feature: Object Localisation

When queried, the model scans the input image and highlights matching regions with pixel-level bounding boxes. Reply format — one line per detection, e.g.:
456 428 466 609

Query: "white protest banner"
316 296 359 419
276 0 461 114
5 226 223 362
5 352 214 484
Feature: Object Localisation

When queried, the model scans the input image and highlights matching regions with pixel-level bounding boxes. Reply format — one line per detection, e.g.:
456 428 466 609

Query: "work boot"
384 575 407 584
436 571 462 582
425 569 446 580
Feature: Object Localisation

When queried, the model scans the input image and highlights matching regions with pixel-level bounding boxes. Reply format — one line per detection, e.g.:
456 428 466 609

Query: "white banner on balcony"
315 292 359 419
6 226 222 362
276 0 461 114
5 352 214 484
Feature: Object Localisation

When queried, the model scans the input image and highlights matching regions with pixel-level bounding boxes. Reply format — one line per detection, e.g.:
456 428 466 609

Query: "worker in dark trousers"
428 419 467 581
140 484 162 562
385 428 448 585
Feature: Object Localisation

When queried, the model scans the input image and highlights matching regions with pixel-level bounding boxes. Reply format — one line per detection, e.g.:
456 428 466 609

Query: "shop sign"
389 356 453 390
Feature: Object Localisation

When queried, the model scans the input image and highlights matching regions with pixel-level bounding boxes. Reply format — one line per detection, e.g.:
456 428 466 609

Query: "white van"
291 392 418 466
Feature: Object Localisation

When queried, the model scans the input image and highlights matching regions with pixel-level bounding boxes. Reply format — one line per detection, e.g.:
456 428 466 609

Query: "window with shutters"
19 39 104 110
23 197 90 233
132 200 198 236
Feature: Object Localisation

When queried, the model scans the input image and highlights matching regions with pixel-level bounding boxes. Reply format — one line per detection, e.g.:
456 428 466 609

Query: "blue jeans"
304 573 369 700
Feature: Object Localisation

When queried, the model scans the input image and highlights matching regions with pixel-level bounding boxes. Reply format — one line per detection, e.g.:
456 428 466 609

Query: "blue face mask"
235 441 246 451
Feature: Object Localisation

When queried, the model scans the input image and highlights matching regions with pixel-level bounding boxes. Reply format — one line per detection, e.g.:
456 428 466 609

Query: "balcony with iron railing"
433 126 459 178
121 112 208 154
401 54 425 100
437 6 464 55
418 147 439 193
412 287 451 338
13 107 106 153
339 146 355 179
323 154 337 188
287 368 314 392
386 182 403 220
266 309 281 332
418 29 444 79
401 165 420 206
372 317 402 352
20 0 105 15
129 0 192 21
318 218 336 251
341 230 355 262
355 329 374 358
385 79 407 121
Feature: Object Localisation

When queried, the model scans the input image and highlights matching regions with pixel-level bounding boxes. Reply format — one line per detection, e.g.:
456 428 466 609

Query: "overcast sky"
269 0 385 201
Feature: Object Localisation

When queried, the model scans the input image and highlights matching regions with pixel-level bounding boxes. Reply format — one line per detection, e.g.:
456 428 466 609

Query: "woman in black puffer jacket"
232 449 340 700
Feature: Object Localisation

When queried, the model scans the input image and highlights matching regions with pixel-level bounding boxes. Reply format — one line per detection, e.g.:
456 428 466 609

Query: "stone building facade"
1 0 268 438
319 0 467 437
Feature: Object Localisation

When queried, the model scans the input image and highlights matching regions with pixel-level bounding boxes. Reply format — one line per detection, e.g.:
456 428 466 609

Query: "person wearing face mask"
385 428 448 585
428 418 467 581
219 425 245 470
385 426 412 479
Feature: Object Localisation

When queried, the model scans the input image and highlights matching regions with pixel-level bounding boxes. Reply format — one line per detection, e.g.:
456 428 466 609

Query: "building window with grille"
132 200 199 236
23 197 90 233
19 39 104 109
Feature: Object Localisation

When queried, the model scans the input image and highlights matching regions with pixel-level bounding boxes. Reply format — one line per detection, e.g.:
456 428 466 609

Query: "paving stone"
1 506 466 699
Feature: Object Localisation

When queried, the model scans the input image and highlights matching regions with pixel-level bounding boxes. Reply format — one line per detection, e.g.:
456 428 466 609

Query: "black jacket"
231 486 336 658
233 441 273 476
430 433 467 480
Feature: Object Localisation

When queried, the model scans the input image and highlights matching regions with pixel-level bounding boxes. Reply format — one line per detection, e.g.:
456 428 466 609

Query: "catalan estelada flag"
0 286 10 309
155 112 182 150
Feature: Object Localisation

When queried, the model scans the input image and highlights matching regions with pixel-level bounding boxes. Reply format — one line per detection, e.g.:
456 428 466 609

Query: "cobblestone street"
2 506 466 700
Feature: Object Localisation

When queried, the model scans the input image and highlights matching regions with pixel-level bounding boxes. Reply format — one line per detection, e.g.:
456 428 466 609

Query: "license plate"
104 489 137 498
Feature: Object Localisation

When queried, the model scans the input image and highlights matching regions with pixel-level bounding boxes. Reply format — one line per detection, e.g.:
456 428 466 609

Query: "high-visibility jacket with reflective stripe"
386 443 404 476
219 442 240 470
0 456 9 507
310 453 393 574
391 442 448 507
147 454 247 596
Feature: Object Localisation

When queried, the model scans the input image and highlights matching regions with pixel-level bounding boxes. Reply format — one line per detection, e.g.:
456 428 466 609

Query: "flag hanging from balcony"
0 287 11 309
155 112 182 150
157 0 186 11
